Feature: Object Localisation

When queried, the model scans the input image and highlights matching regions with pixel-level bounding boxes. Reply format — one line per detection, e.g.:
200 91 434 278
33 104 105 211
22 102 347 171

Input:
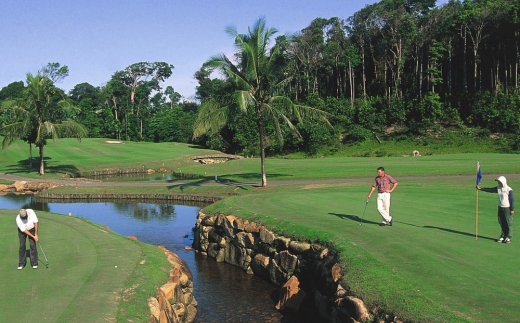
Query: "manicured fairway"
0 210 170 322
2 138 519 322
203 177 520 323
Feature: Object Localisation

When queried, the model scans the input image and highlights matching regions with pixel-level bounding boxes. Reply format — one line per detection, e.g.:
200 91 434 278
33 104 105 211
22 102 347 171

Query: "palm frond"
235 91 256 112
193 99 229 139
263 102 302 142
55 120 88 140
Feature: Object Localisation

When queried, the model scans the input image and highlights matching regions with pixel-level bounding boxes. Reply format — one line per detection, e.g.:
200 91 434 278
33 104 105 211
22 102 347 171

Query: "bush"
343 125 372 143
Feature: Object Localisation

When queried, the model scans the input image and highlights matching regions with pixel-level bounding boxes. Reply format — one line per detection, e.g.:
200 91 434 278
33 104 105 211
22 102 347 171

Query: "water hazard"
1 194 317 322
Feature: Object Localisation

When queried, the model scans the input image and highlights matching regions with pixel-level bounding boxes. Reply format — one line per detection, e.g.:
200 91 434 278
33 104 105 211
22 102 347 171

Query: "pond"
1 194 317 323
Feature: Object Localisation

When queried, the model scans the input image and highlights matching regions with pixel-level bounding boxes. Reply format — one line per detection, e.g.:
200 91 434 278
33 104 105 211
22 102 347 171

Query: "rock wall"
192 211 372 323
148 245 197 323
0 180 63 195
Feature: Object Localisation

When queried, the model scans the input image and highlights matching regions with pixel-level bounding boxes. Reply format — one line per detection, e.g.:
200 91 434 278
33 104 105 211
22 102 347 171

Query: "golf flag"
476 162 482 185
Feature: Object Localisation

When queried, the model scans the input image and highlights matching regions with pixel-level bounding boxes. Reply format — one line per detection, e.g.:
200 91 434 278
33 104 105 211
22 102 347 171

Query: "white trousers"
377 192 392 223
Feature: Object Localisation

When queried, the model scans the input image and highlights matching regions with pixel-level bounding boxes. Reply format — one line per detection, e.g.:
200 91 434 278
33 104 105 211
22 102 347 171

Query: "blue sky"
1 0 448 100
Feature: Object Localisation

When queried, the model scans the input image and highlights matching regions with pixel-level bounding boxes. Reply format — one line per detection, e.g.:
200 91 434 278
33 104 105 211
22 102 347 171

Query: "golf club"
38 242 49 268
360 200 369 225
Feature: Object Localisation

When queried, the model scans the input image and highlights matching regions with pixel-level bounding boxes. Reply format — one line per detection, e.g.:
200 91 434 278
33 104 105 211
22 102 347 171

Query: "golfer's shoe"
497 237 505 243
380 222 387 226
504 238 511 244
17 265 24 270
32 265 38 269
389 218 393 226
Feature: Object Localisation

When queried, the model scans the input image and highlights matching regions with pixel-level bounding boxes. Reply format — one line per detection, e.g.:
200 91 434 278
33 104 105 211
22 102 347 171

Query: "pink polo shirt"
373 174 397 193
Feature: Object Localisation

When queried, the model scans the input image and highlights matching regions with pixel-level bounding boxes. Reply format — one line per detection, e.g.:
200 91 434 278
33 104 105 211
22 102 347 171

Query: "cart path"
2 172 520 187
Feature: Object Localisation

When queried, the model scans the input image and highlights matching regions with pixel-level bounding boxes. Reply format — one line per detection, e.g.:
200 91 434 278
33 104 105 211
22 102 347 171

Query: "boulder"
279 250 298 274
250 253 270 279
259 226 275 243
12 181 26 192
275 275 307 313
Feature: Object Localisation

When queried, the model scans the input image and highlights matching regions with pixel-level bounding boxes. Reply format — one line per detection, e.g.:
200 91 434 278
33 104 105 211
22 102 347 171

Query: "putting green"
204 177 520 323
0 210 150 322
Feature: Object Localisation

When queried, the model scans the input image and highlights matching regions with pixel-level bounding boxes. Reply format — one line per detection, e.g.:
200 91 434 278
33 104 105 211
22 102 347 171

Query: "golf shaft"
38 242 49 264
361 200 368 223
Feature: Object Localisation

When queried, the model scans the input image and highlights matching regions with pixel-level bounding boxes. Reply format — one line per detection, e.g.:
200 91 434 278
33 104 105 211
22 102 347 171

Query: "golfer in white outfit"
367 167 398 226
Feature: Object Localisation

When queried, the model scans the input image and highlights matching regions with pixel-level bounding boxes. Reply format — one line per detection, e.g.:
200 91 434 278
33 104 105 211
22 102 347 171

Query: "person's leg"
385 193 393 224
497 213 504 238
28 228 38 266
504 210 513 240
18 229 27 267
377 193 391 223
498 208 508 236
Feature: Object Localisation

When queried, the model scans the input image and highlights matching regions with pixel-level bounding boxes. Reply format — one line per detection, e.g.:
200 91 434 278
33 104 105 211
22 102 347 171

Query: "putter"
38 242 49 268
360 200 369 225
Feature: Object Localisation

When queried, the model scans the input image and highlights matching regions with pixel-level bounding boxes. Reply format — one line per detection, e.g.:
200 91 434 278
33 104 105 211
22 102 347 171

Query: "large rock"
259 226 275 243
224 239 249 270
216 214 235 238
339 296 370 322
243 220 261 233
250 253 270 279
269 257 288 286
279 250 298 275
275 275 307 313
235 231 255 249
12 181 26 192
289 241 311 255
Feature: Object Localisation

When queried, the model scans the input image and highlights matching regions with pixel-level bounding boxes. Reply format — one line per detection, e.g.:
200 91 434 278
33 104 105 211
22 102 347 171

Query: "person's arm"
367 186 376 200
476 185 498 193
34 222 39 241
509 190 514 215
389 182 398 193
23 229 38 241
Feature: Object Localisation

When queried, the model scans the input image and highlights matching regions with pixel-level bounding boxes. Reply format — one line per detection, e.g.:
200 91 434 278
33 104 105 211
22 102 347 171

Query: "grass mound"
0 210 170 322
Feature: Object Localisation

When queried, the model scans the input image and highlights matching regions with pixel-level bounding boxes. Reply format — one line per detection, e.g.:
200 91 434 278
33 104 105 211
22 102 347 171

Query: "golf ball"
115 266 117 268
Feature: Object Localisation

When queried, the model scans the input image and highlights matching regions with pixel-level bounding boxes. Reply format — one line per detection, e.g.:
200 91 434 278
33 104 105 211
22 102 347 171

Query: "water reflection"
0 194 315 323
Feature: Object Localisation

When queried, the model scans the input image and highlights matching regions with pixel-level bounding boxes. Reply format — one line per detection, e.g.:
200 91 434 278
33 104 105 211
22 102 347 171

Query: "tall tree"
38 62 69 84
0 73 87 175
112 62 174 105
193 17 331 187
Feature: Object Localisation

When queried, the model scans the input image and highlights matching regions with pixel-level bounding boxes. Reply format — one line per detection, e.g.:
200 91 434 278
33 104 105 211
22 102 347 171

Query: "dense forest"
2 0 520 158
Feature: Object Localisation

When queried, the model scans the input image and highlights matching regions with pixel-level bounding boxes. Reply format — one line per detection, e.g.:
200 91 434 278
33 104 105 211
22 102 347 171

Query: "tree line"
2 0 520 175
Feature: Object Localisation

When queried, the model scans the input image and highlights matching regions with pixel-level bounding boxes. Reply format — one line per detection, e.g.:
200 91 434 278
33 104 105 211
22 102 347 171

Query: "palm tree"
193 17 331 187
0 73 88 175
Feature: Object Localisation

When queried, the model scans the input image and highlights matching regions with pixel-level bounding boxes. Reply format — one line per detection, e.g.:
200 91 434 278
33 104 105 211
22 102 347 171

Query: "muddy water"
2 194 319 322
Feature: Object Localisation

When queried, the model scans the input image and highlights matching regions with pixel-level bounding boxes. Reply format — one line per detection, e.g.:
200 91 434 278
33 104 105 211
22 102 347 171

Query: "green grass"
1 137 517 183
202 177 520 323
0 138 220 179
2 138 520 322
176 152 520 182
0 210 170 322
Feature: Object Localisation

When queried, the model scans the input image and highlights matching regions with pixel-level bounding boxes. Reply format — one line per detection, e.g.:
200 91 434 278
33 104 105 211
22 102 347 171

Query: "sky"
1 0 449 101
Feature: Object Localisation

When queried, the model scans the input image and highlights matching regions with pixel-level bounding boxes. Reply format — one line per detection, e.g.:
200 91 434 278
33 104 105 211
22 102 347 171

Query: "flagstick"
476 161 480 240
476 189 479 240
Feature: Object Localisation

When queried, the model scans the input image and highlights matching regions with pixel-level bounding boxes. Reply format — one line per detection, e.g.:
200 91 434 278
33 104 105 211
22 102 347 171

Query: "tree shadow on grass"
328 212 380 225
165 172 291 189
3 158 80 177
